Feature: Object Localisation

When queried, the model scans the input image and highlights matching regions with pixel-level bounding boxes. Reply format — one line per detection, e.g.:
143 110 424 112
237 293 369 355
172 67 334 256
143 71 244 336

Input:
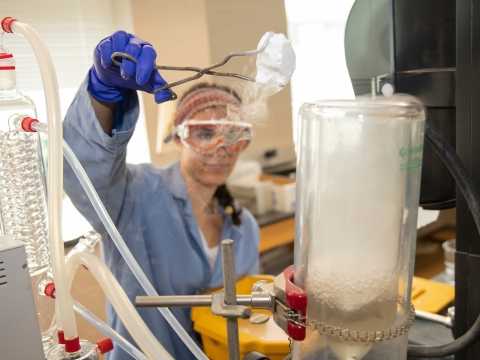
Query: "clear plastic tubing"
72 299 148 360
65 252 174 360
32 121 208 359
64 231 101 264
55 231 102 335
292 100 425 360
7 20 77 344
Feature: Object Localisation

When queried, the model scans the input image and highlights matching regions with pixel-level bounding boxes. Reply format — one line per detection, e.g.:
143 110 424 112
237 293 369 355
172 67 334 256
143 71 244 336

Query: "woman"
63 31 260 359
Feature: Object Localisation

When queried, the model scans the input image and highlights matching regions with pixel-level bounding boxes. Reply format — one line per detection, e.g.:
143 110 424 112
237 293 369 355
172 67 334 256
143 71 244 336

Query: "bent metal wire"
110 32 273 101
284 297 416 343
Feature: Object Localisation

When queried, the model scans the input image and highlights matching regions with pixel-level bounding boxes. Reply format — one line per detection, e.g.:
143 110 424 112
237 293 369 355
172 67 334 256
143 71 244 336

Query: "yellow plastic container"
191 275 290 360
192 275 453 359
411 276 455 313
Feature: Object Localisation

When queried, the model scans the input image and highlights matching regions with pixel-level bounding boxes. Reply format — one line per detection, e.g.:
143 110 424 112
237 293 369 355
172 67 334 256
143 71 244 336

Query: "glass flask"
292 100 425 360
46 340 100 360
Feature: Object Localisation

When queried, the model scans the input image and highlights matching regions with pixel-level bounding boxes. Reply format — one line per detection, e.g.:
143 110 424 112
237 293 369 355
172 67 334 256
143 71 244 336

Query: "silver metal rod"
135 294 255 308
222 239 240 360
415 309 450 327
136 295 212 308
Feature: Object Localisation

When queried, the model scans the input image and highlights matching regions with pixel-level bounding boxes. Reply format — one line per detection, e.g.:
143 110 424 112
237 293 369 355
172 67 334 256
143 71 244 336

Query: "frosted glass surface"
293 100 425 360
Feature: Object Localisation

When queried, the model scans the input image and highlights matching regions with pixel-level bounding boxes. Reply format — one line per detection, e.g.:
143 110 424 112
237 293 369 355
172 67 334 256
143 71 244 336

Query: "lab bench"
257 211 295 253
256 211 295 276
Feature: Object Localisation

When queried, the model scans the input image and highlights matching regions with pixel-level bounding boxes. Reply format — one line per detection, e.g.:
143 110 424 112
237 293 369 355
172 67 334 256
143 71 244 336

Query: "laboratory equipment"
63 231 101 264
62 251 174 360
19 110 201 358
0 46 56 353
135 240 297 360
442 239 456 286
111 31 296 100
345 1 480 358
72 299 149 360
344 0 456 211
1 16 83 354
190 275 290 360
291 100 425 359
0 48 49 276
13 5 480 359
0 235 44 359
1 16 200 359
46 340 103 360
0 11 298 360
134 98 480 360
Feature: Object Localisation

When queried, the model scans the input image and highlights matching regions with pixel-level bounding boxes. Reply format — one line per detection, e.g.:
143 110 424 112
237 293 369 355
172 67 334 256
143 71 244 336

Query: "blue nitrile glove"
88 30 172 104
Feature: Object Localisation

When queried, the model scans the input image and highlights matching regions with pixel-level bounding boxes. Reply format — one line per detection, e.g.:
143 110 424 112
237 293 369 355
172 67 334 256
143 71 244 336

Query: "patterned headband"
174 87 241 126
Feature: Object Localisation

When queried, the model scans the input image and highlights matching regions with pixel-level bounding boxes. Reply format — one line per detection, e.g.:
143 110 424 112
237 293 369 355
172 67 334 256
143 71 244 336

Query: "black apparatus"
345 0 480 358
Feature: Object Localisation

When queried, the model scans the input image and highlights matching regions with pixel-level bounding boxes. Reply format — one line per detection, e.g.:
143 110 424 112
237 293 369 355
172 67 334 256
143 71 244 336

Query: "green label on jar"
399 145 424 158
400 157 422 171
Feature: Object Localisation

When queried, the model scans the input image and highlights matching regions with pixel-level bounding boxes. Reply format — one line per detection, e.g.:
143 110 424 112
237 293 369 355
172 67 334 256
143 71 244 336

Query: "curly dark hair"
178 82 243 226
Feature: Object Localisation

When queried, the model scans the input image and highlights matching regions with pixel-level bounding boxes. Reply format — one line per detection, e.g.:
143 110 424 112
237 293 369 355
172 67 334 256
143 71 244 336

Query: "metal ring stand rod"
222 239 241 360
136 294 268 308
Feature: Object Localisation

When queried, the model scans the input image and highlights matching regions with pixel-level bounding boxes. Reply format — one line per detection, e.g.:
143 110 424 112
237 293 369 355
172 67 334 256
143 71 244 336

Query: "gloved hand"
88 30 172 103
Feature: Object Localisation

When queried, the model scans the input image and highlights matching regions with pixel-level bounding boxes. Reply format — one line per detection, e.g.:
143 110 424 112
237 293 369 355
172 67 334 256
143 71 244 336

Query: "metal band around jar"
284 297 416 342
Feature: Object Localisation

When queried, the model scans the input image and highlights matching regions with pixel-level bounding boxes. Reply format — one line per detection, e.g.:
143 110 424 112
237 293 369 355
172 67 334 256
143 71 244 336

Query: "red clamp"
283 265 307 341
44 283 56 298
58 332 81 353
21 117 39 132
65 336 81 353
97 337 114 354
57 330 65 345
1 17 17 33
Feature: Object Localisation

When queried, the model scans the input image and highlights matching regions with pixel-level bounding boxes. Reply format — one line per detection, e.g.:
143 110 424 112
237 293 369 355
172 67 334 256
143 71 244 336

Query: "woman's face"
177 107 240 188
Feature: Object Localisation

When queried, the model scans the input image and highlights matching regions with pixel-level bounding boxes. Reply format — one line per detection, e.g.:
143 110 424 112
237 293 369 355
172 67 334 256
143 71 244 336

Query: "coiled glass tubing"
0 130 49 276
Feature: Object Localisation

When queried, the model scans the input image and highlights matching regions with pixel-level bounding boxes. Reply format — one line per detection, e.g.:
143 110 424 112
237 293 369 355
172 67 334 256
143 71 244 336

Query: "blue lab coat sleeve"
62 79 138 233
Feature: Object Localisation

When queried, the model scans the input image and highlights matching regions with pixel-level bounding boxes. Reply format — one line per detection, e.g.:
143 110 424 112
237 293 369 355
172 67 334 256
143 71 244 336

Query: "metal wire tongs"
110 32 273 101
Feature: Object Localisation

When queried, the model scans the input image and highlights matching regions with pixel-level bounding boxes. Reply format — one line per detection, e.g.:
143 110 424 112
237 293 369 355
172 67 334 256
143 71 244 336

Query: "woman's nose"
215 146 228 156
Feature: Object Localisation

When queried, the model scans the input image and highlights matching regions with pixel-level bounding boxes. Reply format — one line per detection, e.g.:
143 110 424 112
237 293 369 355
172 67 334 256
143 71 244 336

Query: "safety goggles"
175 119 252 154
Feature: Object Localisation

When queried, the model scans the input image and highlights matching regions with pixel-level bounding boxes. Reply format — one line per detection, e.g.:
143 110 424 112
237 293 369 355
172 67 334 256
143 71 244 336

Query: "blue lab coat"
62 80 260 360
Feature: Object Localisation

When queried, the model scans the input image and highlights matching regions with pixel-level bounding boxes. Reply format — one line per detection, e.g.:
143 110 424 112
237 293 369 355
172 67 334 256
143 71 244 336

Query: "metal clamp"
134 264 308 347
211 291 252 319
253 265 308 341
